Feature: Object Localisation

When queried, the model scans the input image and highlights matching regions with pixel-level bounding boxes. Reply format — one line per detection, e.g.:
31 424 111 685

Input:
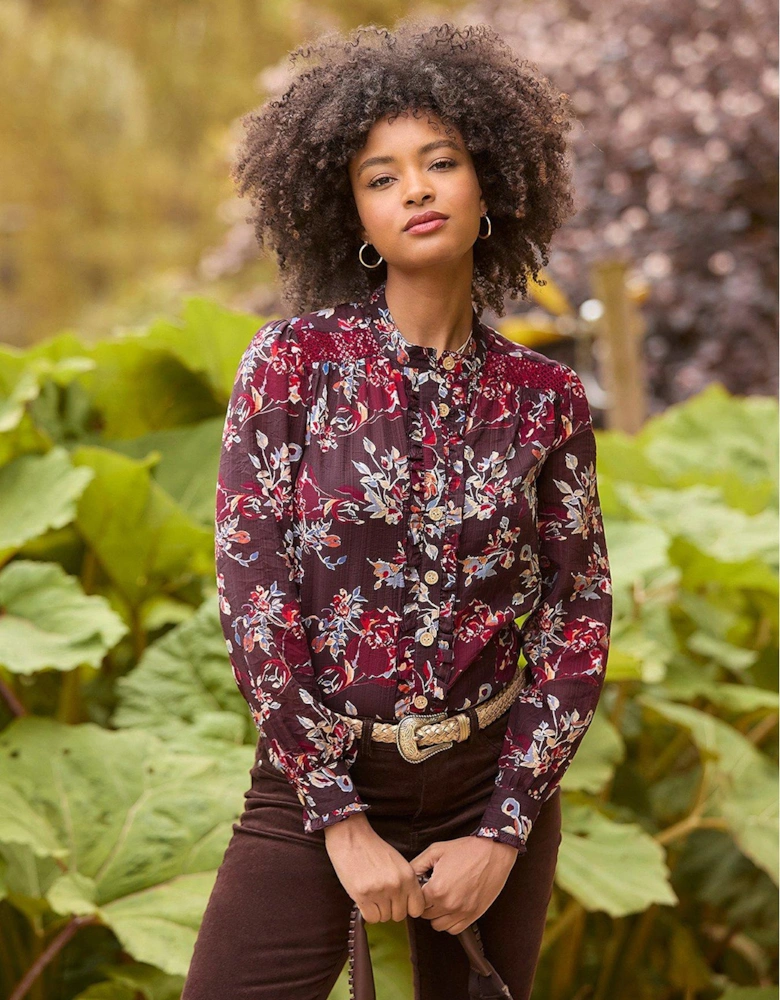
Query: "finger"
429 903 459 928
438 917 463 935
406 885 427 919
409 852 431 875
409 843 442 875
390 894 406 922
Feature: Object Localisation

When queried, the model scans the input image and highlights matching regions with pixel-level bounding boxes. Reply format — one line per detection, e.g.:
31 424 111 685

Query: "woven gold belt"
336 665 524 763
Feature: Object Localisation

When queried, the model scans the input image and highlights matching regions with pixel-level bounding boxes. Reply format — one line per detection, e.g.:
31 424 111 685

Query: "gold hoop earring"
478 214 492 239
359 241 384 269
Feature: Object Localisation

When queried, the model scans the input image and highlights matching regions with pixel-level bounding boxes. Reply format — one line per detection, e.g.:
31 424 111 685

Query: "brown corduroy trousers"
181 709 562 1000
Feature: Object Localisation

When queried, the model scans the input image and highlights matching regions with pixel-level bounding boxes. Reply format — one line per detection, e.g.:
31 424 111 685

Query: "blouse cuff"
291 758 372 833
469 785 547 855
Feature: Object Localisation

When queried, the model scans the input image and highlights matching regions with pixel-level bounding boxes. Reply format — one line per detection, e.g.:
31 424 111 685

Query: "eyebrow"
355 139 462 178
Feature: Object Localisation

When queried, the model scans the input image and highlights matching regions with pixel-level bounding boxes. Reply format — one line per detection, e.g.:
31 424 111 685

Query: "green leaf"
47 871 99 916
603 517 671 577
555 801 678 916
101 962 184 1000
139 595 198 632
0 843 64 921
0 717 249 975
617 483 778 570
0 560 128 673
638 382 778 511
639 696 779 883
699 683 778 714
71 445 213 607
79 339 216 438
73 984 136 1000
101 871 220 977
113 598 252 743
0 341 95 440
0 447 93 553
0 782 65 858
142 298 267 400
102 416 224 526
660 672 779 714
686 631 759 671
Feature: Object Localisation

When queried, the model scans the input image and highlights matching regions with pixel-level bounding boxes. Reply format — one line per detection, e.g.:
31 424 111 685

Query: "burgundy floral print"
215 280 612 854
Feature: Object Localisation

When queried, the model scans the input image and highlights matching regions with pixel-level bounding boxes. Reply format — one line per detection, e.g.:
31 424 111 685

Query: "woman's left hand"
408 837 517 934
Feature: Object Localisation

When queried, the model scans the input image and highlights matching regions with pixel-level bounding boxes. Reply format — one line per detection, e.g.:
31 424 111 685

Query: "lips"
404 211 448 231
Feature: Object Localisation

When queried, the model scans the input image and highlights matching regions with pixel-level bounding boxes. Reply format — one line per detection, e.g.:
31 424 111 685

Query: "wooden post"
592 259 648 434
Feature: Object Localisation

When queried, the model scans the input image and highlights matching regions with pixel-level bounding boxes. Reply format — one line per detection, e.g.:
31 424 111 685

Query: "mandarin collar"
364 280 486 378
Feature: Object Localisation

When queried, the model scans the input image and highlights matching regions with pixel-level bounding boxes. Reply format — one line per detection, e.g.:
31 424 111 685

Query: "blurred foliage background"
0 1 777 999
0 0 776 406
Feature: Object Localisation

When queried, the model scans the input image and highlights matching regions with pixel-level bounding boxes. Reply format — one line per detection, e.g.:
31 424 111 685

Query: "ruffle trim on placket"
401 378 424 638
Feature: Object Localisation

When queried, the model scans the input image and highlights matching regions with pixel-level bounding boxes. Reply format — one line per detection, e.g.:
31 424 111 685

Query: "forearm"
323 809 375 844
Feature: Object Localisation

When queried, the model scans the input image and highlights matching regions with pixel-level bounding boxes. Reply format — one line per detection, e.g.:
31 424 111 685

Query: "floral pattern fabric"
215 280 613 853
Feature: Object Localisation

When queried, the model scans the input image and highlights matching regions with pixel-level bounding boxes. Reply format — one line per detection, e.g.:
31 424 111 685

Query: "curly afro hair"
230 16 578 317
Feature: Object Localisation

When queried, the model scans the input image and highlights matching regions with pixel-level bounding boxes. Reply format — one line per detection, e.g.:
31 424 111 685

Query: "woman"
183 18 613 1000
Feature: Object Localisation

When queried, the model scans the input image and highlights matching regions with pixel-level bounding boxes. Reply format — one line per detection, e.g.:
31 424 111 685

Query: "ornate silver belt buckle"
396 711 454 763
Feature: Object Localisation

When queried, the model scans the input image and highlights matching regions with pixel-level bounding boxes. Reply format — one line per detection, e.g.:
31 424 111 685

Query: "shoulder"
241 305 347 373
239 298 375 393
289 299 379 366
235 315 310 402
482 325 592 431
482 324 583 396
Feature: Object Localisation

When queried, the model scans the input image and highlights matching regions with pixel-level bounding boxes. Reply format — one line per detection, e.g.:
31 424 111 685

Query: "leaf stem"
8 915 98 1000
0 673 26 716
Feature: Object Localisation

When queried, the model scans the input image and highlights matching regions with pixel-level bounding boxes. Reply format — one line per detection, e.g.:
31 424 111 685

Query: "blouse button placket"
370 291 484 709
423 351 475 684
437 354 476 678
415 361 446 684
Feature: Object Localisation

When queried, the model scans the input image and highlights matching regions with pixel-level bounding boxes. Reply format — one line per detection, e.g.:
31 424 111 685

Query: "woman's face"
347 110 487 273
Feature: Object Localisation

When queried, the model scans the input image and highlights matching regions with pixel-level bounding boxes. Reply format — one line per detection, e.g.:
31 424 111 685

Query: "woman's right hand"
324 813 428 923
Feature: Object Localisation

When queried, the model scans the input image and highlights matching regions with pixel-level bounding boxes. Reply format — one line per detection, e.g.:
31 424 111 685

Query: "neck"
383 268 475 359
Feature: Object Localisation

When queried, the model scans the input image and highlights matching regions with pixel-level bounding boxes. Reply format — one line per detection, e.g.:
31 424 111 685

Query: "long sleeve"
214 317 370 833
471 368 613 854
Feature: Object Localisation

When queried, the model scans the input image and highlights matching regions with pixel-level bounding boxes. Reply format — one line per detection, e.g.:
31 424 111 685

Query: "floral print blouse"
215 280 613 854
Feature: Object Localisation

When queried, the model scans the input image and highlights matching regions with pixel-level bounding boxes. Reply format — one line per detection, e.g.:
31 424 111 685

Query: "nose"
403 173 435 207
407 193 433 205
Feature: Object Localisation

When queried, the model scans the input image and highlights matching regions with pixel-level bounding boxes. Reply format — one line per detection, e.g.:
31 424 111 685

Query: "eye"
367 158 457 188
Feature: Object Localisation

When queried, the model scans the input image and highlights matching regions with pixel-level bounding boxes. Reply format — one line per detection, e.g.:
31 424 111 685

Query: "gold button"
420 631 435 646
442 356 456 370
429 507 444 521
439 403 450 416
413 695 428 709
424 570 439 584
